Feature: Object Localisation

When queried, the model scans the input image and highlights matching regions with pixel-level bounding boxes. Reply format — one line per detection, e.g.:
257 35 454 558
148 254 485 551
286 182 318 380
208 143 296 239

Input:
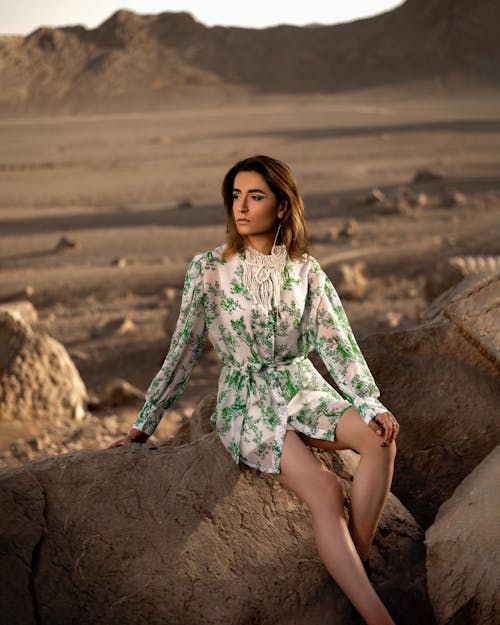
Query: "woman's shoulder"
189 245 228 270
292 252 323 274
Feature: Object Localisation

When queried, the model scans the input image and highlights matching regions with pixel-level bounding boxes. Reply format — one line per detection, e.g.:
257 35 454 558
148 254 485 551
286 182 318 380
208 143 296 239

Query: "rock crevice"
27 476 47 625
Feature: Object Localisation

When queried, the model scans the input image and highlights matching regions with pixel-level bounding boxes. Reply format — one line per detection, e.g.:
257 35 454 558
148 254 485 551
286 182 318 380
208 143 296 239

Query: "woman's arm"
311 263 389 425
108 254 207 447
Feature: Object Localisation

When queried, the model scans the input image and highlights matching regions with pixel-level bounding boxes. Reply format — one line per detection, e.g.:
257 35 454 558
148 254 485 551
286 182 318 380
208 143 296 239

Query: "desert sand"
1 0 499 465
1 83 499 465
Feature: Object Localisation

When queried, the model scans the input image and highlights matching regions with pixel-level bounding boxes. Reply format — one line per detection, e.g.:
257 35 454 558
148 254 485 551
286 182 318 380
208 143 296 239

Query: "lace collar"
241 244 287 311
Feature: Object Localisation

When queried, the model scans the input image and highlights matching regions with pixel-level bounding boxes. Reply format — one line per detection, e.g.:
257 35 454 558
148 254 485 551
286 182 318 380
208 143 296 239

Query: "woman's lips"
237 219 250 223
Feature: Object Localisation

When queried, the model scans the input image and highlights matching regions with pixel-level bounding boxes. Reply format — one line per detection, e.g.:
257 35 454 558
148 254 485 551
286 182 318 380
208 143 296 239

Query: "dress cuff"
133 399 163 436
353 397 389 424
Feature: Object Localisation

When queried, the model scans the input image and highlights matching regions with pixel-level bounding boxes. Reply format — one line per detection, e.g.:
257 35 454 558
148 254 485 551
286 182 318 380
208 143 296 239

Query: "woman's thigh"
276 430 342 509
298 406 383 454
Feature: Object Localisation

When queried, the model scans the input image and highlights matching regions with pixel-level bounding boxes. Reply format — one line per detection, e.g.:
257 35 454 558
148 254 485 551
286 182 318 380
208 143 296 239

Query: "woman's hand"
107 428 149 449
368 412 399 447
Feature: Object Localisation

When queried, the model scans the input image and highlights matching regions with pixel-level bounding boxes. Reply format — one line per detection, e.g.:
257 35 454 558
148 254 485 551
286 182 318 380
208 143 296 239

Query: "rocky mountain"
0 0 499 112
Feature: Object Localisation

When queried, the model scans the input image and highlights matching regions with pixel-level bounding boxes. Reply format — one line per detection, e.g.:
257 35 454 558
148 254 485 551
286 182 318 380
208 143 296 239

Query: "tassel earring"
271 220 282 253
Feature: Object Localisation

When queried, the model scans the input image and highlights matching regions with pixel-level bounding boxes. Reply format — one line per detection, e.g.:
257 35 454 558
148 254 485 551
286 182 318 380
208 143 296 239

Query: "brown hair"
221 155 309 261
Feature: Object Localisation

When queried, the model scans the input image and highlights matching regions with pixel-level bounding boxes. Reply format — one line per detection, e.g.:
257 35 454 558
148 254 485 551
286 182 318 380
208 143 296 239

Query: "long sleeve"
311 263 388 424
133 254 207 435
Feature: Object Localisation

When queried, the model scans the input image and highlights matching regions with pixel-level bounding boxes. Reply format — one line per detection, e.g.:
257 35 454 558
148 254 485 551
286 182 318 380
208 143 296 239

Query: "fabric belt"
219 356 307 464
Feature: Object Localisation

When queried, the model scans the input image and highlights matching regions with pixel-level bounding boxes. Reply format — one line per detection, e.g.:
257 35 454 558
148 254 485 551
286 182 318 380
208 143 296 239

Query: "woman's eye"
232 192 241 199
251 194 265 201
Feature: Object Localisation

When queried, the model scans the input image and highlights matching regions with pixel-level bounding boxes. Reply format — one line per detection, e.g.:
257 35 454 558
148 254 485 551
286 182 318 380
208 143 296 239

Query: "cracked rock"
361 273 500 528
0 430 432 625
0 311 88 423
425 446 500 625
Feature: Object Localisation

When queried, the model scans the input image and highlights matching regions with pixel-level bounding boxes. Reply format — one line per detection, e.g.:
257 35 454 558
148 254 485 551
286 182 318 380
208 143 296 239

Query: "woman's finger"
368 419 383 436
107 437 131 449
372 413 397 446
380 413 399 445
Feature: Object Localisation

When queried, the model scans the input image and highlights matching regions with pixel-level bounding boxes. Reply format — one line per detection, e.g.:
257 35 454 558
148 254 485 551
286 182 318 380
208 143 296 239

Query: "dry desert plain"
1 85 499 465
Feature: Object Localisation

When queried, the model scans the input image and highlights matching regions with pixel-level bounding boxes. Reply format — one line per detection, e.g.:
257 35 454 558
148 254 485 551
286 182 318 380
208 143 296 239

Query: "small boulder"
53 235 79 253
363 187 387 205
336 262 369 299
0 311 87 423
339 218 360 237
91 316 136 337
441 189 467 208
0 300 38 325
111 257 128 267
413 169 444 183
425 446 500 625
104 378 144 407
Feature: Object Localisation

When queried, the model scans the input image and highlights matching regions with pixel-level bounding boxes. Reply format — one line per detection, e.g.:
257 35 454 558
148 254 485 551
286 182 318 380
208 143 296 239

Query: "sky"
1 1 404 36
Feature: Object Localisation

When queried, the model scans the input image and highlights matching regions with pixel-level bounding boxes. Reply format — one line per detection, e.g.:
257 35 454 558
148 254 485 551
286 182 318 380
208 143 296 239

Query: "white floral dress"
133 244 389 473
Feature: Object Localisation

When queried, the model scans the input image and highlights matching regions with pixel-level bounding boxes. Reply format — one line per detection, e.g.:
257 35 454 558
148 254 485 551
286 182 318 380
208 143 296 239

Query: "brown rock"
0 300 38 325
170 392 216 445
104 378 144 407
383 311 404 328
361 274 500 528
91 315 136 337
0 311 88 423
336 262 369 299
442 273 499 363
413 169 444 183
163 286 180 303
327 226 341 241
424 255 500 301
441 189 467 208
53 235 79 253
339 218 359 237
0 469 46 625
0 285 35 303
425 446 500 625
363 187 387 205
0 432 433 625
111 257 128 267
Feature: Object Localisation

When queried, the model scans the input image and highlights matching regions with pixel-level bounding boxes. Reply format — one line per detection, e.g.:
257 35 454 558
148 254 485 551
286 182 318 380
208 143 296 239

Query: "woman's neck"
245 235 275 256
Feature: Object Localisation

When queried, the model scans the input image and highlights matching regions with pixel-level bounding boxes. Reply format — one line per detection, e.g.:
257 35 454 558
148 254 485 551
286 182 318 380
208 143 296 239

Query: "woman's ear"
278 201 288 219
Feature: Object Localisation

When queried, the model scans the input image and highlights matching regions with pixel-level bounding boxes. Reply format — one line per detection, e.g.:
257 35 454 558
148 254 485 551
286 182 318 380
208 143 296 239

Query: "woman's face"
232 170 285 239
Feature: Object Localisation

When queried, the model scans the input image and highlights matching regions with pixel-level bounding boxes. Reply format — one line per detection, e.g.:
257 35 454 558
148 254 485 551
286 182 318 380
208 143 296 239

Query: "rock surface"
103 378 144 407
0 300 38 325
170 392 217 445
0 433 433 625
425 446 500 625
0 311 88 423
360 274 500 527
425 255 500 300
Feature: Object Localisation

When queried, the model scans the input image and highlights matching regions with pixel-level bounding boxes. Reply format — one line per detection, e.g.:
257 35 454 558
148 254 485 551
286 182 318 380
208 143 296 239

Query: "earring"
272 220 282 251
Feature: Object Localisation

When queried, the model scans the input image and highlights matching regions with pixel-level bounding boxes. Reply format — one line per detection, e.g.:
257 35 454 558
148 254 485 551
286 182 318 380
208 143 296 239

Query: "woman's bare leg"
276 429 396 625
300 406 397 561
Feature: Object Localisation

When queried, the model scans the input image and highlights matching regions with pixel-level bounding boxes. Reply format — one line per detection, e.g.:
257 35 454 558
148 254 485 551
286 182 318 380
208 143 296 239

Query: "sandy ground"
1 86 499 464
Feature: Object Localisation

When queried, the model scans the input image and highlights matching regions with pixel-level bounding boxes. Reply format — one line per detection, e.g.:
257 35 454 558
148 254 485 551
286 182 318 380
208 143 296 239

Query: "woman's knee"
306 469 344 514
360 436 397 464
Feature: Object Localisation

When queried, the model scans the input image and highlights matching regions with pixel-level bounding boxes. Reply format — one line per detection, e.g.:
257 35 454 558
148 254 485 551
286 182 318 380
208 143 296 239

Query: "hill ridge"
1 1 499 113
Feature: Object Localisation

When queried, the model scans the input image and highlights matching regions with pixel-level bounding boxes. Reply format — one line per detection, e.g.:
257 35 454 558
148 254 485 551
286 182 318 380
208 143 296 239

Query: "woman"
109 155 399 625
